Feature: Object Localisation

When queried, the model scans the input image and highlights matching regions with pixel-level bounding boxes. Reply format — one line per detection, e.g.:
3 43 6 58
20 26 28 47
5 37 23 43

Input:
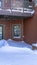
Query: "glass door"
0 25 3 39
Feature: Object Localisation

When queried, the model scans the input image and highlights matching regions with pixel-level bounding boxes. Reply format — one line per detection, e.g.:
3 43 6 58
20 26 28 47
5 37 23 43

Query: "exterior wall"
0 0 36 44
23 7 37 44
0 19 23 41
0 19 10 39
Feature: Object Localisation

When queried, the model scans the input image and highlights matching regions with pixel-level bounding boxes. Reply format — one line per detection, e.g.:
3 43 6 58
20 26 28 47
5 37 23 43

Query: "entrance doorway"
0 25 3 39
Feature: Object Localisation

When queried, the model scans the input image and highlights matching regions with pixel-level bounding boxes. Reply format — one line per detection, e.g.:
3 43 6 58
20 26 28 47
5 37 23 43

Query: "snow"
32 43 37 47
0 39 37 65
4 9 11 13
24 10 35 15
12 8 23 13
0 8 2 10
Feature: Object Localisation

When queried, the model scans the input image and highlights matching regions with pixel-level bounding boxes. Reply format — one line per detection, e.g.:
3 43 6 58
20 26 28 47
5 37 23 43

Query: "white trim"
13 36 21 38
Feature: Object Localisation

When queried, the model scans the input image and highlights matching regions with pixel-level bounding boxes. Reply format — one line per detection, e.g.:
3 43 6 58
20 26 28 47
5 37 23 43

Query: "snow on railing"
0 8 35 15
12 7 23 13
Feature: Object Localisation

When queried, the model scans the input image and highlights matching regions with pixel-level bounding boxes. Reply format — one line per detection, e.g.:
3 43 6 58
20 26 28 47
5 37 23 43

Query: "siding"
23 7 37 44
0 19 23 41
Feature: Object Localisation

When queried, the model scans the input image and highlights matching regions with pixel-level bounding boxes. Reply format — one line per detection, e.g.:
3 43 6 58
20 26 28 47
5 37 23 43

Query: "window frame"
0 24 5 40
12 24 22 39
0 25 3 39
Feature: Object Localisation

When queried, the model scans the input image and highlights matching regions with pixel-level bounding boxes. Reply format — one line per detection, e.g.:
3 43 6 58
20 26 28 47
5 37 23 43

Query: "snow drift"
0 39 37 65
0 39 32 53
0 39 37 54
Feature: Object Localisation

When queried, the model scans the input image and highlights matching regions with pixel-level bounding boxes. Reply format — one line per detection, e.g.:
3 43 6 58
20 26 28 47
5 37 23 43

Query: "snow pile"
0 39 32 53
7 39 32 48
32 42 37 54
0 39 37 65
33 50 37 54
0 45 32 53
0 39 8 47
0 39 37 54
32 43 37 47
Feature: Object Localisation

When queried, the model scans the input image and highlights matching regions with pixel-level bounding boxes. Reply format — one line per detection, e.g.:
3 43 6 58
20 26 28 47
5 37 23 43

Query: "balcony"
0 0 35 17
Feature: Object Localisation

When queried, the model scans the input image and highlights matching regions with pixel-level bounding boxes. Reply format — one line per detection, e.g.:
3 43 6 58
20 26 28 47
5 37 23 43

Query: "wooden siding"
23 7 37 44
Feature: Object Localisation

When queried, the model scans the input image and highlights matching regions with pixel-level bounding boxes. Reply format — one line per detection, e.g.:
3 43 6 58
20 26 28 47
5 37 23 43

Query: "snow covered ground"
0 39 37 65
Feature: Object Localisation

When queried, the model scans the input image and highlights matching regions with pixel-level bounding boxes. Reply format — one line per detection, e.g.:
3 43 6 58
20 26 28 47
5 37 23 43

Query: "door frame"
0 24 5 39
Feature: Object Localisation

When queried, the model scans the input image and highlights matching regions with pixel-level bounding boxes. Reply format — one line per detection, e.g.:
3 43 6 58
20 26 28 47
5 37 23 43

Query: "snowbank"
0 39 8 47
7 39 32 48
0 39 37 65
0 39 32 53
0 39 37 54
32 43 37 47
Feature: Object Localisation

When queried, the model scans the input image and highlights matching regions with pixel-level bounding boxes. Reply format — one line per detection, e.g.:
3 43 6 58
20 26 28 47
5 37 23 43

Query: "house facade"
0 0 36 44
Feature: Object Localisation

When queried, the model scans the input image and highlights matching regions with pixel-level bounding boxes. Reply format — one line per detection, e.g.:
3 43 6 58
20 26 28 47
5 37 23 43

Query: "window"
11 0 23 8
12 24 21 38
0 0 2 8
35 0 37 6
4 0 11 9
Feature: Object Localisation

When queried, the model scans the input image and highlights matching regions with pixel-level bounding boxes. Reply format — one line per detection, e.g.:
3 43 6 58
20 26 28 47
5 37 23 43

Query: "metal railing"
11 1 34 12
0 0 35 16
0 0 34 10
